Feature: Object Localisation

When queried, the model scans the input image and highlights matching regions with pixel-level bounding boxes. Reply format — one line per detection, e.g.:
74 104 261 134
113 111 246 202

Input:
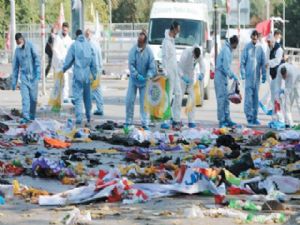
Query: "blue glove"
262 76 266 84
231 74 238 81
198 73 204 81
240 73 245 80
182 75 191 84
279 89 284 95
137 74 146 82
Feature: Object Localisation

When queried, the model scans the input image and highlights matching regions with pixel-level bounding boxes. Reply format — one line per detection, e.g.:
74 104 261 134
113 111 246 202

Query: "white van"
148 1 212 103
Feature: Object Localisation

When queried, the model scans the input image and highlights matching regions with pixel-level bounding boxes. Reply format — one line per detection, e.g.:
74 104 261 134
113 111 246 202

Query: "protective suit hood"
77 34 85 42
164 29 174 41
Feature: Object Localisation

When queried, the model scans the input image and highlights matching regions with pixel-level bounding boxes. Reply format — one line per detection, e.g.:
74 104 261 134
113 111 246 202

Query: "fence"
0 23 147 65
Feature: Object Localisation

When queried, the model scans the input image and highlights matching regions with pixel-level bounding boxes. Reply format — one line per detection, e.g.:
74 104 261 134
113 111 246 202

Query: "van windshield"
149 18 205 46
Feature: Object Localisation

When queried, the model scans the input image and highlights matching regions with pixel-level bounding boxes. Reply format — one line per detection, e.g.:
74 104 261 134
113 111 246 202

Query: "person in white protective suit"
161 21 181 130
266 35 285 122
178 46 206 128
276 63 300 127
52 22 73 103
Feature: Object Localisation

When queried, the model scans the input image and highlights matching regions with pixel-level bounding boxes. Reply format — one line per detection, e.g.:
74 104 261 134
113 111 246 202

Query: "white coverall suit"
267 45 284 121
178 46 206 123
52 33 73 100
276 63 300 126
161 29 182 123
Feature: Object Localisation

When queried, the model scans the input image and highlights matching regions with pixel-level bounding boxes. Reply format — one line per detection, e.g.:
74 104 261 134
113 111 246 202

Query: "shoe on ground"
172 122 182 131
142 125 149 130
188 122 196 128
219 122 228 128
94 110 103 116
253 119 261 125
20 118 30 124
160 123 170 129
226 120 237 127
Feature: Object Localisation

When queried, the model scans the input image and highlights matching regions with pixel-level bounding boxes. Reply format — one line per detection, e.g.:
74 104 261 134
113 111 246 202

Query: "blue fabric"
215 41 235 79
214 41 235 124
72 80 91 123
92 87 103 112
128 45 156 87
240 42 266 122
63 35 98 123
125 79 148 126
89 40 104 113
125 44 156 126
12 41 40 120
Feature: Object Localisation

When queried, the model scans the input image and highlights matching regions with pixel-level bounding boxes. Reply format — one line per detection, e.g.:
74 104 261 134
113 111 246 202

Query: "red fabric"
226 0 231 14
256 20 271 37
274 100 281 113
227 186 252 195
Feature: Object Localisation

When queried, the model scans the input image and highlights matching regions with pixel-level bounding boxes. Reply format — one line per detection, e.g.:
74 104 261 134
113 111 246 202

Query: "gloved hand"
262 76 266 84
231 74 238 81
182 75 191 84
198 73 204 81
279 89 285 95
137 74 146 82
240 73 245 80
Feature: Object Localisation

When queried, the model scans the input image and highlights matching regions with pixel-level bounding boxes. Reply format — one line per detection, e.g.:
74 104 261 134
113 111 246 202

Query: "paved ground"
0 65 299 225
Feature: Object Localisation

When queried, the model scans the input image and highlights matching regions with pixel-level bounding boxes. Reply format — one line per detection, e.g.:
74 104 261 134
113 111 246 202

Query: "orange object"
44 137 71 149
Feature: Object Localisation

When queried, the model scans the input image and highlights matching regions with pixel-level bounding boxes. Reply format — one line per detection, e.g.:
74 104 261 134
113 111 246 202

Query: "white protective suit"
161 29 182 123
178 46 206 123
267 44 284 121
52 33 73 100
276 63 300 126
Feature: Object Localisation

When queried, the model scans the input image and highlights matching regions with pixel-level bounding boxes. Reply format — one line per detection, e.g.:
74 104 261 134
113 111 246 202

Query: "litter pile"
1 108 300 224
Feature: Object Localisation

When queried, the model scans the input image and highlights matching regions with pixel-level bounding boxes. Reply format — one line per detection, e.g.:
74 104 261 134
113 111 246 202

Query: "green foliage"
85 0 109 23
273 0 300 47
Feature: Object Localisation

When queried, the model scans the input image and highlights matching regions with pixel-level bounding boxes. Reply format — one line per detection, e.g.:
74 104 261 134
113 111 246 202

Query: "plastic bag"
48 72 64 112
228 80 242 104
144 76 171 121
194 80 202 106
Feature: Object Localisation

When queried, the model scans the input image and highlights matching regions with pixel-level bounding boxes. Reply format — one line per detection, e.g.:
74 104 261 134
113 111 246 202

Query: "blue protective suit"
214 41 236 125
90 40 104 113
240 42 266 123
12 41 41 121
63 35 98 124
126 44 156 126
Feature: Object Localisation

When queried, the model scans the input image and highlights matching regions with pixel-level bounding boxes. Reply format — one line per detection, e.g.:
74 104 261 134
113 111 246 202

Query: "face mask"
17 44 23 48
175 33 180 38
137 47 143 52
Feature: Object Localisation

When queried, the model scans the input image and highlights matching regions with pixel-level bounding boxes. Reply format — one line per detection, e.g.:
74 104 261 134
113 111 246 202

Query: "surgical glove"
182 76 191 84
240 74 245 80
279 89 285 95
262 76 266 83
231 74 238 81
137 74 146 82
198 73 204 81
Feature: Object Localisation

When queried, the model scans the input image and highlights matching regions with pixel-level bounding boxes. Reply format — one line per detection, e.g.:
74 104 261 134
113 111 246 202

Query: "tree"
273 0 300 47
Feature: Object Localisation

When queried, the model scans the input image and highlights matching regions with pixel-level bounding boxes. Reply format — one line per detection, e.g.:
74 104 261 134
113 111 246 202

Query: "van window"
149 18 205 46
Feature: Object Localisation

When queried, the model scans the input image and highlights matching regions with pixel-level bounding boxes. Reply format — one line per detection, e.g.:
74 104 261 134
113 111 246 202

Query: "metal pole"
237 0 241 72
283 0 285 48
40 0 46 94
214 0 218 66
10 0 16 60
265 0 270 19
109 0 112 31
